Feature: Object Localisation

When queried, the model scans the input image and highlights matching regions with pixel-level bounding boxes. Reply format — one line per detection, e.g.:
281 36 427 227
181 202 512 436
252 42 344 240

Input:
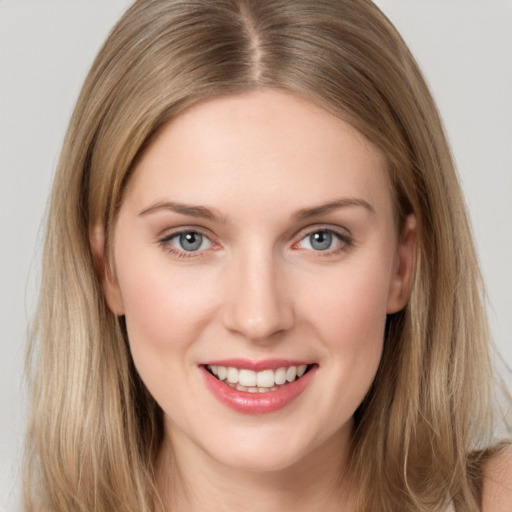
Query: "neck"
156 423 355 512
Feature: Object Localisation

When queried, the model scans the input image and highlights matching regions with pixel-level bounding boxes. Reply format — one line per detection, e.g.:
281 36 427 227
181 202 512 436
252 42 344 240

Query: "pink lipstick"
200 360 317 414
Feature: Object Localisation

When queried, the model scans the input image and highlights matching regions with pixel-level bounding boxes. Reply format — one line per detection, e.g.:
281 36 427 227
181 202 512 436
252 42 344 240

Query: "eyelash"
159 228 216 259
158 226 353 259
293 227 353 256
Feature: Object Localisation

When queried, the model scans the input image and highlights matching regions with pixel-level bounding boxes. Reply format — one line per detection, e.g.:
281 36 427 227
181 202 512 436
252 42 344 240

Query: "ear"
386 214 417 314
90 223 125 316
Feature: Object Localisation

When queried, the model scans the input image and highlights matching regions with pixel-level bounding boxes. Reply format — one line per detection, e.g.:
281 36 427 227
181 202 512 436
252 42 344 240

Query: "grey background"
1 1 511 509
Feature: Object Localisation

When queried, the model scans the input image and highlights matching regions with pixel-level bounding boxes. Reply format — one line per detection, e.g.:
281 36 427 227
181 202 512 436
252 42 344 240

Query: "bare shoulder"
481 445 512 512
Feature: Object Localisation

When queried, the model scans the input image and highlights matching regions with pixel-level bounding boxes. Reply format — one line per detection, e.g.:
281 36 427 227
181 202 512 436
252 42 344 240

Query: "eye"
164 230 212 254
296 229 350 253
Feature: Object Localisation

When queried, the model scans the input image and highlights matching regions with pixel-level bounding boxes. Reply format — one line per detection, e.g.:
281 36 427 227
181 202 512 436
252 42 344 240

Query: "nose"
221 247 295 342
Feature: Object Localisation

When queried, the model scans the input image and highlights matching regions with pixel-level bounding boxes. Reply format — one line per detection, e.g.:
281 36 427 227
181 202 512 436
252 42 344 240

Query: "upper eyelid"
159 226 215 242
294 223 352 240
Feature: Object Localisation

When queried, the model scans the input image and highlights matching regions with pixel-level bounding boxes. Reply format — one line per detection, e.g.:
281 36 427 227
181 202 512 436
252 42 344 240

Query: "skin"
97 89 417 511
482 450 512 512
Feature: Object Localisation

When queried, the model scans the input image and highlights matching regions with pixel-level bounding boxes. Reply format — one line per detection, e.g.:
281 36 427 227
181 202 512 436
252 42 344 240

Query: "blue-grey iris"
180 232 203 251
310 231 332 251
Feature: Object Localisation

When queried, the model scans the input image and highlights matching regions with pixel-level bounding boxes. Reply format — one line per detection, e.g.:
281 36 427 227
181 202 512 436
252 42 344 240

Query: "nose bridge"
223 240 294 341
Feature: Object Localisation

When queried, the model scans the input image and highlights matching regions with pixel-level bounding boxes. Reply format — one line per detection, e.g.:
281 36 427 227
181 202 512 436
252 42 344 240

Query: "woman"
24 0 511 510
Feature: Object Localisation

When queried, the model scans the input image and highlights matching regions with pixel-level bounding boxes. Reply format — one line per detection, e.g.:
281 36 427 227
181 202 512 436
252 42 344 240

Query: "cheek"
303 257 390 338
116 260 223 418
299 257 391 383
115 255 218 367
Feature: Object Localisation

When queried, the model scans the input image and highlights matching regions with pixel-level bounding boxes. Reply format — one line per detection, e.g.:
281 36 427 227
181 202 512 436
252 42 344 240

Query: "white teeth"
217 366 227 380
256 369 275 388
238 369 257 387
207 364 310 389
286 366 297 382
274 367 287 385
227 367 239 384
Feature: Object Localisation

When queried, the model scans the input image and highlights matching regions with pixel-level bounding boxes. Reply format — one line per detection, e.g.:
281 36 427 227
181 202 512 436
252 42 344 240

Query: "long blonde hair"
25 1 509 510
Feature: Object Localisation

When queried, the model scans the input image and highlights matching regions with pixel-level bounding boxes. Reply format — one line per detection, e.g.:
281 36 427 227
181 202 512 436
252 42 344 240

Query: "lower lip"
201 366 317 414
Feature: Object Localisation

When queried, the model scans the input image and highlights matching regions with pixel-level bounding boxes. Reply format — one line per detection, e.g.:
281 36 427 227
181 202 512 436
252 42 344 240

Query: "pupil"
310 231 332 251
180 232 202 251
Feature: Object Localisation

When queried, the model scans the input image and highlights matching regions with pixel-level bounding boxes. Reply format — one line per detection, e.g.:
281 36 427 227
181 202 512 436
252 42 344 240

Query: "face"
99 89 416 474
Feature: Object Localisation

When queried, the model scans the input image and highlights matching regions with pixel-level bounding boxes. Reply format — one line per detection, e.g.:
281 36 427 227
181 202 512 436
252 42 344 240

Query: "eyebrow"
139 197 374 222
139 200 226 222
294 198 375 220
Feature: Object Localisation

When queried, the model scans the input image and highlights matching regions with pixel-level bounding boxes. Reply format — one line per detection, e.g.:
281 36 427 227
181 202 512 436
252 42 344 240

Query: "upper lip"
200 358 315 371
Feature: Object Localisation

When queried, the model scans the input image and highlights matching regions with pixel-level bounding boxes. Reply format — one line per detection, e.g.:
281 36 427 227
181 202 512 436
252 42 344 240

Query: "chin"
197 421 341 475
209 444 308 474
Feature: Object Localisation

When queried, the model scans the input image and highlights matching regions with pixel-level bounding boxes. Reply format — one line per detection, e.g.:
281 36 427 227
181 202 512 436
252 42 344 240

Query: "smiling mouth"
204 364 314 393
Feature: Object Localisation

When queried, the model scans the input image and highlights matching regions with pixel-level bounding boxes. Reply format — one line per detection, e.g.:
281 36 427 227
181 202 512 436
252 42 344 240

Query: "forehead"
124 89 392 219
